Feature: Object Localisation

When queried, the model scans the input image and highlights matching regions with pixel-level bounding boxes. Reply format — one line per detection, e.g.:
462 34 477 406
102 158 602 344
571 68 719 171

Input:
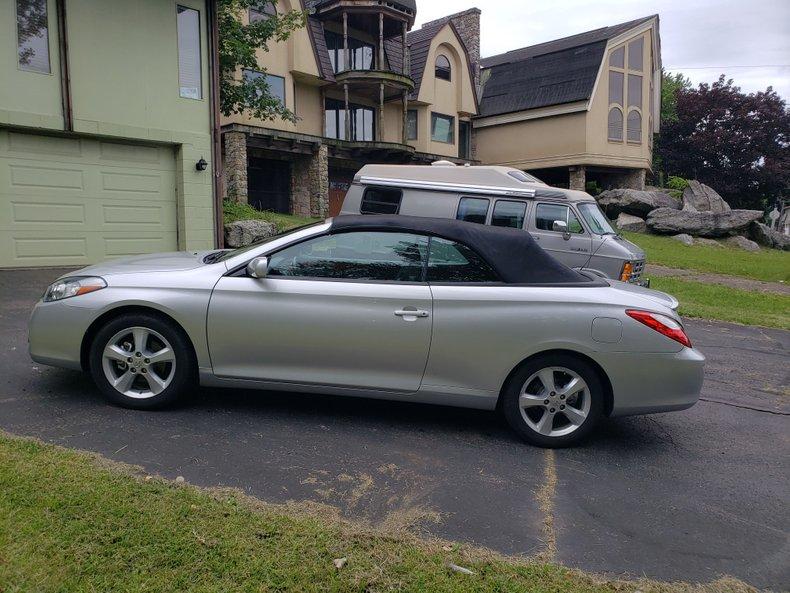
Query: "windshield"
208 222 325 263
577 202 617 235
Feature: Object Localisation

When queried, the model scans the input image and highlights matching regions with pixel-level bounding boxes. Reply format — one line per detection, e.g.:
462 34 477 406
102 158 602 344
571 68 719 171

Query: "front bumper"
28 299 94 371
595 347 706 417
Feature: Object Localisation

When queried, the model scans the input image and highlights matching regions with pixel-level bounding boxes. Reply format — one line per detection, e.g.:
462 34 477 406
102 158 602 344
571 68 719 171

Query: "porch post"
402 90 408 144
379 13 385 70
344 83 351 140
402 21 408 75
378 83 385 142
343 11 349 71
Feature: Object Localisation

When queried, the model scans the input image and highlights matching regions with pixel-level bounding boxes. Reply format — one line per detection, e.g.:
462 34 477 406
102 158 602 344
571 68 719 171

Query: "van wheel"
89 314 195 410
501 354 604 448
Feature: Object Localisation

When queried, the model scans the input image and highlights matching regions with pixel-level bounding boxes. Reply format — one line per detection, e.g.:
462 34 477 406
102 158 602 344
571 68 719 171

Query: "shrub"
667 176 690 191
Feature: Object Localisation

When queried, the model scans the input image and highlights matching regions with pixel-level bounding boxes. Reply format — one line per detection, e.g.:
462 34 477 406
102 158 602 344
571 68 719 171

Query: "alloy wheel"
101 327 176 399
518 366 591 438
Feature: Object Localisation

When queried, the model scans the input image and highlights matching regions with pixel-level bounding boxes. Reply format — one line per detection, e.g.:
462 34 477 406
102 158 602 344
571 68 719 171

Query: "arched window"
627 110 642 143
435 55 451 81
608 108 623 141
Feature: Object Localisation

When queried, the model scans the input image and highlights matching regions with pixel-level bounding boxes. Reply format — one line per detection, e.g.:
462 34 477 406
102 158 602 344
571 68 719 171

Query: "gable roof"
479 15 656 118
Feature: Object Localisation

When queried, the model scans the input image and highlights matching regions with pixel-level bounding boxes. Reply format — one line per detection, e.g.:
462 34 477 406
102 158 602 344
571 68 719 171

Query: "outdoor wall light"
196 157 208 171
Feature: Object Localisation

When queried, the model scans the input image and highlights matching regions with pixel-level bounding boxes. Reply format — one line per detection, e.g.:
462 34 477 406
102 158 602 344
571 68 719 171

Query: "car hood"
64 251 214 278
609 280 680 311
596 234 646 260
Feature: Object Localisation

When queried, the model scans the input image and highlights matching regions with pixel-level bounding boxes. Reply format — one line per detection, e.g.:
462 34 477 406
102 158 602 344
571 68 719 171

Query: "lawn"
622 232 790 283
650 277 790 330
223 200 320 231
0 434 752 593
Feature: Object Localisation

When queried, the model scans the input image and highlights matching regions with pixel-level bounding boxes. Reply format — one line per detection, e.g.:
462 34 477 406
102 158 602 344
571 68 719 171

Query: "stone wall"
569 166 586 191
224 131 248 203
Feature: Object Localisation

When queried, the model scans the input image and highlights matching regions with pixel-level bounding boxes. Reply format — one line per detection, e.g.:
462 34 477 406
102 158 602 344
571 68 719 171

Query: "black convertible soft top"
330 215 591 285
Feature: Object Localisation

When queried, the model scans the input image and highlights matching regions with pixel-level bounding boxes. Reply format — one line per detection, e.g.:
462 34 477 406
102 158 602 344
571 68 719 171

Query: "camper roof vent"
431 160 457 167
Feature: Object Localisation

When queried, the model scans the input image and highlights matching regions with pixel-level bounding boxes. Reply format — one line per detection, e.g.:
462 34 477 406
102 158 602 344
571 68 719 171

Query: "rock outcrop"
646 208 763 238
672 234 694 246
682 181 732 213
615 213 647 233
224 219 278 248
597 189 679 217
749 222 790 251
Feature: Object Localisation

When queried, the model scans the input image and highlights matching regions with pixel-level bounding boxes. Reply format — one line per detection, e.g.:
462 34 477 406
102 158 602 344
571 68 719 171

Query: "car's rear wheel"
89 314 195 409
502 354 604 448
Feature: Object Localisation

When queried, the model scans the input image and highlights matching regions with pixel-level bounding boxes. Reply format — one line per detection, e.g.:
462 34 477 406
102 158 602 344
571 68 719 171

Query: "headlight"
43 277 107 302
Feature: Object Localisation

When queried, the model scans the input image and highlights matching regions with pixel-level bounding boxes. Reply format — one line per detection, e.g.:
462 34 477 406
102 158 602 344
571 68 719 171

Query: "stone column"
619 168 647 190
224 131 248 203
569 165 586 191
290 145 329 219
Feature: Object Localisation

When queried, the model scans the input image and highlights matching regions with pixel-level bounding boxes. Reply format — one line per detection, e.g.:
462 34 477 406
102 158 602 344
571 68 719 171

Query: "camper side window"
361 188 402 215
456 197 490 225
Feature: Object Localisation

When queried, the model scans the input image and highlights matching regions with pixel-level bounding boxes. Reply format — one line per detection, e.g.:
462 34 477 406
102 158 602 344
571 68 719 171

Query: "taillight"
626 309 692 348
620 261 634 282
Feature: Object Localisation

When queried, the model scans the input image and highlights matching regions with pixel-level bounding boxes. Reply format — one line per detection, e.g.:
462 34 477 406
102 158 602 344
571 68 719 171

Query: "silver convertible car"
29 216 705 447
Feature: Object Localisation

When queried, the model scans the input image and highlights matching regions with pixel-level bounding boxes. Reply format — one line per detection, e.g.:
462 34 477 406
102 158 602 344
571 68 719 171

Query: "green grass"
651 277 790 330
0 435 753 593
622 232 790 283
223 200 320 231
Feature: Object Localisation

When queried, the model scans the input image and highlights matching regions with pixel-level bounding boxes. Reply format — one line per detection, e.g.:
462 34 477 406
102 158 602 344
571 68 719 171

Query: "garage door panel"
0 131 179 268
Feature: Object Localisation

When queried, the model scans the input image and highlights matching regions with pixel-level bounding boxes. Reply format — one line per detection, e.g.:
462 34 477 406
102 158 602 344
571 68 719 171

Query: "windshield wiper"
203 250 228 264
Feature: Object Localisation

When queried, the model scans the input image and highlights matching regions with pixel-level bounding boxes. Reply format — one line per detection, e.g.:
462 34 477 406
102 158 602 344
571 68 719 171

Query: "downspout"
207 0 224 248
56 0 73 131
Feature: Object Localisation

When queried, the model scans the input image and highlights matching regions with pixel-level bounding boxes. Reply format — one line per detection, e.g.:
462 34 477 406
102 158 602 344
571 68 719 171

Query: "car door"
529 202 592 269
207 231 433 393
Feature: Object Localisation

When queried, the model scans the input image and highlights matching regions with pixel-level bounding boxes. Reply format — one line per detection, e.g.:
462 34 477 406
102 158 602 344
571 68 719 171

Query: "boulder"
749 221 790 251
682 180 731 213
224 219 278 248
615 213 647 233
725 236 760 252
672 234 694 246
694 237 724 248
597 189 679 217
646 208 764 238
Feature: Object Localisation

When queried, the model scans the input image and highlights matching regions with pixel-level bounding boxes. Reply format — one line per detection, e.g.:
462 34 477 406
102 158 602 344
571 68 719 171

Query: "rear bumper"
595 347 706 417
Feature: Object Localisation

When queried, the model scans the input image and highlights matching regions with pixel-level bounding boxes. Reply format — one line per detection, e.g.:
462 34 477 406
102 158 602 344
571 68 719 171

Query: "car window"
456 197 489 225
360 187 402 215
535 204 584 233
266 232 427 282
427 237 500 283
491 200 527 229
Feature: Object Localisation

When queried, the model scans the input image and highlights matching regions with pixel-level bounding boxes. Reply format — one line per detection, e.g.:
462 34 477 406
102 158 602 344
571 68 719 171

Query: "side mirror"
246 256 269 279
552 220 572 241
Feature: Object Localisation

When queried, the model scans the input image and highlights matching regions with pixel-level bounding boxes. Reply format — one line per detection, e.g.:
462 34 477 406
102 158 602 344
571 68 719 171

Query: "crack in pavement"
699 397 790 416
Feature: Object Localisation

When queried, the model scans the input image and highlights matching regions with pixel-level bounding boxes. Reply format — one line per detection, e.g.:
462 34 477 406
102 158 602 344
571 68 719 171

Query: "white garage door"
0 130 178 268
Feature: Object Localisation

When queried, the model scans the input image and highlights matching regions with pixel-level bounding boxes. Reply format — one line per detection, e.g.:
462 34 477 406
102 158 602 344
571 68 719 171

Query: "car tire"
501 354 605 448
89 313 195 410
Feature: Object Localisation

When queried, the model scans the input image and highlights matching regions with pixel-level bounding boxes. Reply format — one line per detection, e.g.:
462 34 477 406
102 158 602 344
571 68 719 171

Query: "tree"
652 70 692 175
656 75 790 210
218 0 307 122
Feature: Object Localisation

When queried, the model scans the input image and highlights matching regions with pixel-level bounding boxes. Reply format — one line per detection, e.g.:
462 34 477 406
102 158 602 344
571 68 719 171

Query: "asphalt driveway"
1 268 788 589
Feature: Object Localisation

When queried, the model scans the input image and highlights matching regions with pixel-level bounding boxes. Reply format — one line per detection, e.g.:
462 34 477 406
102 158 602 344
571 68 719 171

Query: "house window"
406 110 418 141
361 188 402 214
431 113 455 144
16 0 51 74
249 1 276 23
608 108 623 141
608 71 624 106
456 197 489 225
244 70 285 106
628 37 644 72
609 46 625 69
177 6 202 99
627 110 642 143
628 74 642 109
325 31 375 73
459 121 471 159
325 98 375 141
435 54 452 81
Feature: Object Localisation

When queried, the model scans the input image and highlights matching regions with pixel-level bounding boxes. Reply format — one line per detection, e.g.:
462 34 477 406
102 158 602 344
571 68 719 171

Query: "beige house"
474 16 662 191
0 0 221 268
221 1 479 217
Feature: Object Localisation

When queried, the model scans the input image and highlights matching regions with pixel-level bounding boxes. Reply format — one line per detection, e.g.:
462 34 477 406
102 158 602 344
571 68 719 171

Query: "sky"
414 0 790 101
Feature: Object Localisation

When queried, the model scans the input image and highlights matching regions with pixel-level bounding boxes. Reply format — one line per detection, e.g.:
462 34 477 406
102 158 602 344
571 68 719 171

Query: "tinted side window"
491 200 527 229
267 232 427 282
535 204 584 233
427 238 500 283
456 197 489 224
361 188 402 215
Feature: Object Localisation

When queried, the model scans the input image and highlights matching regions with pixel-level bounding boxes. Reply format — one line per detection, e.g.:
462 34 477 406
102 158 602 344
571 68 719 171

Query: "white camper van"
340 162 648 284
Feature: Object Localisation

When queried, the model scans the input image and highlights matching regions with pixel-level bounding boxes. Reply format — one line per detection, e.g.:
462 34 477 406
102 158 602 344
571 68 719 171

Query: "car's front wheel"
502 354 605 448
89 314 195 409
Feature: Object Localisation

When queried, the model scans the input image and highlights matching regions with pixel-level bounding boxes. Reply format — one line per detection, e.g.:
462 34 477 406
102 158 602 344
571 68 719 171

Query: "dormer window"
435 55 451 81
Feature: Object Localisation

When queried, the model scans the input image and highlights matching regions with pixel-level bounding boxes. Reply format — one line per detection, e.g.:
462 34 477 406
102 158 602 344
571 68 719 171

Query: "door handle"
395 310 429 318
